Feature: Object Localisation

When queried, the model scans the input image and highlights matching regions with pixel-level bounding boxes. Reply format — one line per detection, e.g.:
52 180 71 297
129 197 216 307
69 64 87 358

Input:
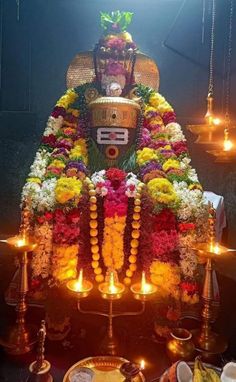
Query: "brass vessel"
166 328 195 362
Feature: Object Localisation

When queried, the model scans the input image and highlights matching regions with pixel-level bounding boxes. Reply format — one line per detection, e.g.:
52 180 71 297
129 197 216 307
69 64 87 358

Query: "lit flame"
140 360 145 370
213 117 221 125
108 272 117 294
16 238 26 247
74 269 83 292
224 129 233 151
141 271 152 294
213 243 220 255
224 139 233 151
209 242 220 255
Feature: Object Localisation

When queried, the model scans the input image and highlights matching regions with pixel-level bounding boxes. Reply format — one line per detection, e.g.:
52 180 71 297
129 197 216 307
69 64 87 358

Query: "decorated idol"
18 11 208 337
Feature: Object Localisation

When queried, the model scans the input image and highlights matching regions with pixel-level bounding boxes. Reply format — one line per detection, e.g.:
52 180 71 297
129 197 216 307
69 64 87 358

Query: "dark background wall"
0 0 236 245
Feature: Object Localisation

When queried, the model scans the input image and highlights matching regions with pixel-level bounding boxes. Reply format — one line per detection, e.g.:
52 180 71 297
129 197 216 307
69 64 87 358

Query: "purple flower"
139 161 162 177
52 147 69 158
66 161 88 174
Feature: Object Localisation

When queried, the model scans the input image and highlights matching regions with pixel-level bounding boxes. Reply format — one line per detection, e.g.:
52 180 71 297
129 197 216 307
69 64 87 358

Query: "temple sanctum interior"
1 1 236 381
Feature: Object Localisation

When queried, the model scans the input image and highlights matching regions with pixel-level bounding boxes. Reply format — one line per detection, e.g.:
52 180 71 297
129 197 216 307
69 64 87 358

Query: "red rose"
106 168 126 189
67 209 80 224
178 223 195 232
44 212 53 221
41 134 57 147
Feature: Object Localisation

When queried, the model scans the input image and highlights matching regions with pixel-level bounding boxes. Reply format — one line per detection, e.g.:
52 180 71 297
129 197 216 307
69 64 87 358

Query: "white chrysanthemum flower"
187 167 199 182
173 181 205 220
29 149 50 179
91 170 106 186
21 182 41 210
44 116 63 136
37 178 57 212
180 156 191 170
165 122 186 142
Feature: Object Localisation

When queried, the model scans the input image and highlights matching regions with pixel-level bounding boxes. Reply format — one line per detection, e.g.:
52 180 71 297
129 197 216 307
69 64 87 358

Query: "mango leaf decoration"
100 10 134 33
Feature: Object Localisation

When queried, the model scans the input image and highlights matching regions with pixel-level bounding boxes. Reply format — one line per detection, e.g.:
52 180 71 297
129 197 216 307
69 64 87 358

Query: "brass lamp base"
1 323 37 355
99 330 119 356
27 361 53 382
192 328 228 354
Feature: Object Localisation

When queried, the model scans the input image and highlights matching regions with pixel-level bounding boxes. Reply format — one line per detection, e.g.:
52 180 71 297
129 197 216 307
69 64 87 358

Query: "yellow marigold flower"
136 148 158 166
56 89 78 109
150 260 180 299
73 139 87 155
27 177 41 184
55 176 82 204
49 159 66 169
147 178 177 204
158 101 173 114
189 183 203 191
149 93 159 108
52 244 78 282
67 108 80 117
162 159 180 172
144 105 157 118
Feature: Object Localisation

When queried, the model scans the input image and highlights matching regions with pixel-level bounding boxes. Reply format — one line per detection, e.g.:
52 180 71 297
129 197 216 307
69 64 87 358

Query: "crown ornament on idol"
93 11 137 97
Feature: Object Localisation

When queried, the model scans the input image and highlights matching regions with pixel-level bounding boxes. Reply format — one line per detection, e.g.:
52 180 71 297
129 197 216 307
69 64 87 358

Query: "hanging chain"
16 0 20 21
225 0 234 123
208 0 216 96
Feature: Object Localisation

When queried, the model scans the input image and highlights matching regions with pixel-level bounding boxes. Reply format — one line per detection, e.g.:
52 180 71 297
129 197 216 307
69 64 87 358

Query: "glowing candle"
141 272 152 294
140 359 145 370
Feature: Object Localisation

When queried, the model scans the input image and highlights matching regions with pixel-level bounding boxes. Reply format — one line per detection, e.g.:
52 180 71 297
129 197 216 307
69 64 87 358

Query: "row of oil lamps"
67 268 157 301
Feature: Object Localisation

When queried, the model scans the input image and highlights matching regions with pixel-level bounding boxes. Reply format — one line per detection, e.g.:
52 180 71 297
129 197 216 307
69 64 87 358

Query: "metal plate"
63 356 145 382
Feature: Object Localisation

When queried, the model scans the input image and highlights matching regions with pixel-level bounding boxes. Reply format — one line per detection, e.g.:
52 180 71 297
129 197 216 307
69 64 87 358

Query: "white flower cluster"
43 115 63 136
21 182 41 210
36 178 57 212
91 170 140 198
91 170 107 196
178 233 198 278
173 181 205 221
125 172 139 197
165 122 186 142
22 178 57 212
32 222 53 278
29 149 50 179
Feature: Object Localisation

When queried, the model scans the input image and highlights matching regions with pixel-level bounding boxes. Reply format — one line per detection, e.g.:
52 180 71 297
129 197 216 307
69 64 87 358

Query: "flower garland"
136 84 207 311
90 168 143 284
22 87 89 283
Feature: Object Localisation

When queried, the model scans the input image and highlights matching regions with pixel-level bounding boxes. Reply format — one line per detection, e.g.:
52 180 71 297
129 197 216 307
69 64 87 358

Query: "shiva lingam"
191 204 236 357
66 269 157 356
0 204 38 354
26 320 53 382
